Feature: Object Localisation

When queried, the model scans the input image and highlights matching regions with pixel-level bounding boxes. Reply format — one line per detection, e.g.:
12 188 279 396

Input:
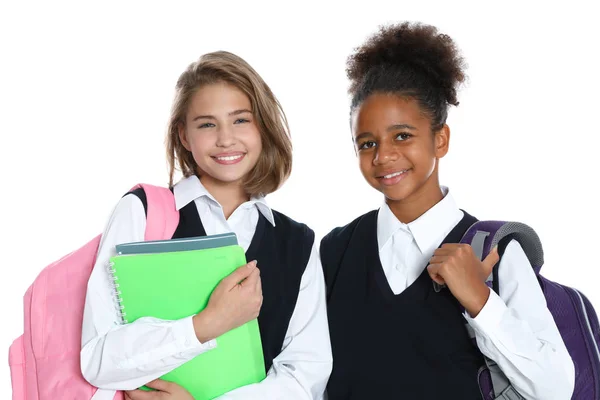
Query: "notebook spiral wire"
107 261 128 324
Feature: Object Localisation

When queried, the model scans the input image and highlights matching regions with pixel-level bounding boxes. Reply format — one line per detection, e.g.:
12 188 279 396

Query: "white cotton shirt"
81 175 332 400
376 188 574 399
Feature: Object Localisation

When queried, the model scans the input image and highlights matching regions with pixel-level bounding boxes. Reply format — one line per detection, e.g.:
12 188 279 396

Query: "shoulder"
125 187 148 214
319 210 377 274
498 238 534 273
95 191 147 260
321 210 378 251
109 190 147 221
272 209 315 241
496 238 545 300
317 210 377 292
97 187 152 242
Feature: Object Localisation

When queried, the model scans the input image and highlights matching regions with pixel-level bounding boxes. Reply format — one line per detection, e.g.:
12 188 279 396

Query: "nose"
373 141 399 165
215 125 235 148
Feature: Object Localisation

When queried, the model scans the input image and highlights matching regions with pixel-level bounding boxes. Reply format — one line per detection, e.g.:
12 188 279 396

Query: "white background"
1 1 598 396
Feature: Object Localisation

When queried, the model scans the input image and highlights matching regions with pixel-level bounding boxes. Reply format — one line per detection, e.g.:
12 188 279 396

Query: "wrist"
461 282 491 318
193 307 221 343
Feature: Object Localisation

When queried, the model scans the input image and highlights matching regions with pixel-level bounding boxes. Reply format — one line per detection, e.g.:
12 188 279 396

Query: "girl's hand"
124 379 194 400
192 260 263 342
427 244 499 317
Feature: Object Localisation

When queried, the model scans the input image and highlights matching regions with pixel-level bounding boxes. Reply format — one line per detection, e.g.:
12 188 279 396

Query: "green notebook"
109 245 266 399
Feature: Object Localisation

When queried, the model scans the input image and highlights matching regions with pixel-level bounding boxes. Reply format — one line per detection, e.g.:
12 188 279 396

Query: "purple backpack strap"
460 220 543 400
460 220 544 273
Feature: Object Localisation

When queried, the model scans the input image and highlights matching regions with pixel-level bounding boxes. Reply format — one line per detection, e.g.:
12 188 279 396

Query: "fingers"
437 243 473 255
439 243 463 250
482 246 500 275
428 246 446 284
145 378 175 392
255 273 263 309
123 390 155 400
240 266 261 288
255 270 262 292
429 255 449 264
434 243 499 284
429 273 446 285
427 263 446 285
124 380 178 399
223 261 257 289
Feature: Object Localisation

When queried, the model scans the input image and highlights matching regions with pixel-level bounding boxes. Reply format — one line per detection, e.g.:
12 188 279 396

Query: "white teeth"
216 155 243 161
383 170 407 179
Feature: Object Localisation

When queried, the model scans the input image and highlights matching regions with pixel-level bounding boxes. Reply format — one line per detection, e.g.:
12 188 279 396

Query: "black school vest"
320 210 485 400
130 189 315 372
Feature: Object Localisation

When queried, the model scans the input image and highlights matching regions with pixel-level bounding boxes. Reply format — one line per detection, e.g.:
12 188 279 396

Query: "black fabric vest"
320 210 485 400
130 189 315 372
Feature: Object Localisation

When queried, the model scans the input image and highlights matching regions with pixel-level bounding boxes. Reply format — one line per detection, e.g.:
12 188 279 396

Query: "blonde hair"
166 51 292 196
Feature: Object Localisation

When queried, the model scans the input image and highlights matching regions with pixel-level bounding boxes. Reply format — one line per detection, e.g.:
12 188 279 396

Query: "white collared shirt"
376 188 575 399
80 175 332 399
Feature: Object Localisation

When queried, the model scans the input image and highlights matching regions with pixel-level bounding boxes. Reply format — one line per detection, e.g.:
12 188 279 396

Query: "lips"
376 169 411 186
376 169 409 179
212 152 246 165
215 154 243 161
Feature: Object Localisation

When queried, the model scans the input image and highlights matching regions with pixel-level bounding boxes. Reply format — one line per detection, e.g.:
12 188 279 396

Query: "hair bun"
347 22 467 106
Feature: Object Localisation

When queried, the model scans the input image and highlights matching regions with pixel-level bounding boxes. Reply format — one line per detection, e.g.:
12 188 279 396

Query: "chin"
199 167 241 183
214 175 246 184
377 185 415 203
382 192 408 203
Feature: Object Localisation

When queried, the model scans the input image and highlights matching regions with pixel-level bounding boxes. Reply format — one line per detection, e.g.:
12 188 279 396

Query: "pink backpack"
8 184 180 400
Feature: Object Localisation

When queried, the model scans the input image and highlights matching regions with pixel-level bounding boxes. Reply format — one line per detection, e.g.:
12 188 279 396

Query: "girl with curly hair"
320 22 574 399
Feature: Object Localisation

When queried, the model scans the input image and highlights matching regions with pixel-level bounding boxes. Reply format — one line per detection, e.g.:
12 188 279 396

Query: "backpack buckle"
495 385 525 400
432 281 446 292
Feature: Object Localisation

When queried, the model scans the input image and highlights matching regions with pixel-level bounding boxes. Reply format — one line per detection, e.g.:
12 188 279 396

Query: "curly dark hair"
347 22 467 131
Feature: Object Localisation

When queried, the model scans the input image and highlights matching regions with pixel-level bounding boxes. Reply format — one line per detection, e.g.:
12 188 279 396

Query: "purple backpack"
460 221 600 400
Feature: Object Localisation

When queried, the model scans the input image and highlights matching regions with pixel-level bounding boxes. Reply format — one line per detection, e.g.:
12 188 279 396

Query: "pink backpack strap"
91 184 180 400
130 184 180 241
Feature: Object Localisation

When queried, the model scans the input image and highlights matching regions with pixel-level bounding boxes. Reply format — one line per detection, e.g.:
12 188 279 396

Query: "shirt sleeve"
464 240 575 399
80 194 217 390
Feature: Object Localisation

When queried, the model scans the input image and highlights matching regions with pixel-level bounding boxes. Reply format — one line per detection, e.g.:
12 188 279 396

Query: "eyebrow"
192 109 253 122
354 132 373 144
387 124 417 132
354 124 418 143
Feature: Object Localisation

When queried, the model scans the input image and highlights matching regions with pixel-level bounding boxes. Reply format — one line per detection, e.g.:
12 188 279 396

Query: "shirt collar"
172 175 276 226
377 187 463 254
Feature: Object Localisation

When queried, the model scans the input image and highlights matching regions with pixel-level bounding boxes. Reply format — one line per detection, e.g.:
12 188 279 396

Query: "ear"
178 122 191 152
434 124 450 158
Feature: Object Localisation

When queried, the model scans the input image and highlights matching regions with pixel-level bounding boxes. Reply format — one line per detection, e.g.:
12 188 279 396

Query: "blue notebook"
115 232 238 255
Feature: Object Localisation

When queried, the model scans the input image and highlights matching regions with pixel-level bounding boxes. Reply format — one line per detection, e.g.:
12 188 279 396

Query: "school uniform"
81 175 332 400
321 188 574 399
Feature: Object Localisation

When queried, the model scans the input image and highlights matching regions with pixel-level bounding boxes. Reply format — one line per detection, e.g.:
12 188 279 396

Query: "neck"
386 174 444 224
199 175 249 219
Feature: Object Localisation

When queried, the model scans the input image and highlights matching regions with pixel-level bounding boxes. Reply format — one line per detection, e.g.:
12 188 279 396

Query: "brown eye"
395 133 412 141
359 141 376 150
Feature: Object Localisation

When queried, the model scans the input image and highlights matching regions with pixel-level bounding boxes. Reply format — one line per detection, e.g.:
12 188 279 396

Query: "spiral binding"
107 261 128 324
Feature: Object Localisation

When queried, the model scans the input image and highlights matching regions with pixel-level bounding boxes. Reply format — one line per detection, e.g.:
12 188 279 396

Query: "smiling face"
352 93 449 209
178 81 262 188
